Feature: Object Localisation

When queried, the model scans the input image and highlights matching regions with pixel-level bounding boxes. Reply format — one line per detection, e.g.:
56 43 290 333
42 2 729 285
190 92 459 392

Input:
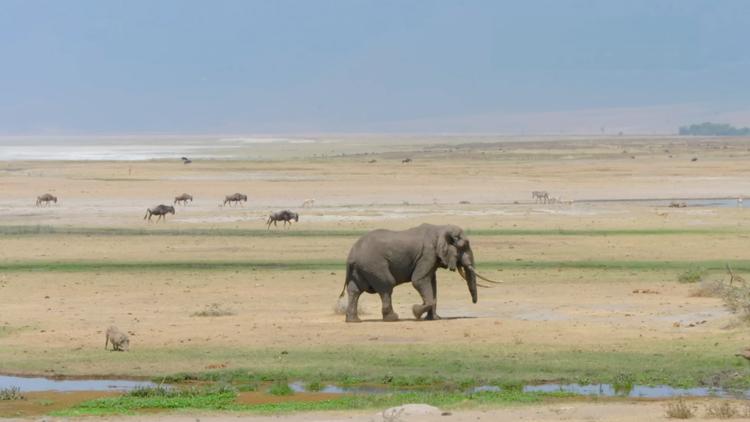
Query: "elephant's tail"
334 263 352 315
339 263 352 298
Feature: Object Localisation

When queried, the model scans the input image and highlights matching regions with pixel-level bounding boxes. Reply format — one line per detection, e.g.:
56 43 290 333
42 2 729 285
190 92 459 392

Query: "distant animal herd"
35 191 309 228
32 189 580 230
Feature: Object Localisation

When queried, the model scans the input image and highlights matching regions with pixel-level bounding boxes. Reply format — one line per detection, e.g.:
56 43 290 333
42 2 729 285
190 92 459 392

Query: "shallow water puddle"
290 381 750 399
0 374 155 392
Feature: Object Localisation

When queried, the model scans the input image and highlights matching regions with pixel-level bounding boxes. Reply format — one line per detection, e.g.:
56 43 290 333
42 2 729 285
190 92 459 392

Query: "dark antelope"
531 191 549 203
267 210 299 229
223 193 247 207
144 204 175 222
174 193 193 205
36 193 57 207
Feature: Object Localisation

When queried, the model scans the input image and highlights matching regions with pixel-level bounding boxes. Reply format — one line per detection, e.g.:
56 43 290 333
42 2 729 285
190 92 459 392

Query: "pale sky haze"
1 0 749 135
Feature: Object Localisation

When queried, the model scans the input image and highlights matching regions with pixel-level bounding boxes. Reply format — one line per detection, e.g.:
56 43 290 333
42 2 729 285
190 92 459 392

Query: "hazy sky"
1 0 749 134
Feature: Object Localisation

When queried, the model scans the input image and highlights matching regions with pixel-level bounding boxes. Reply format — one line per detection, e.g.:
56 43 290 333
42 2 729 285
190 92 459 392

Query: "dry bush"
191 303 235 317
691 266 750 323
678 267 705 283
690 280 725 298
664 399 695 419
0 386 24 401
704 401 737 419
720 272 750 323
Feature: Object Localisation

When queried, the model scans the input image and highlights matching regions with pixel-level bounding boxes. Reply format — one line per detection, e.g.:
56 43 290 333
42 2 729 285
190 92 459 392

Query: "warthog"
105 326 129 351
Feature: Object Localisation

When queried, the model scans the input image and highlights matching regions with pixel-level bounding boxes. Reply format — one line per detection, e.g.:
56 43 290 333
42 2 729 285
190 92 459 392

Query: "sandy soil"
5 400 750 422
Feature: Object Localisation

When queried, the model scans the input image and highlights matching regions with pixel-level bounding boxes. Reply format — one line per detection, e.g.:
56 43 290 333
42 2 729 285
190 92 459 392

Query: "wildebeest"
105 326 129 351
532 191 550 203
402 158 412 163
174 193 193 206
144 204 175 222
223 193 247 207
267 210 299 229
36 193 57 207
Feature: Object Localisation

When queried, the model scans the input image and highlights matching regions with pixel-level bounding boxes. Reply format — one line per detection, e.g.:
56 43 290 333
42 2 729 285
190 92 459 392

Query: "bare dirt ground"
4 400 749 422
1 136 750 419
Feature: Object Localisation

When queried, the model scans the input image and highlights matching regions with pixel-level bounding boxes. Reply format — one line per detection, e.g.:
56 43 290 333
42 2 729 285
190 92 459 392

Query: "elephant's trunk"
459 253 478 304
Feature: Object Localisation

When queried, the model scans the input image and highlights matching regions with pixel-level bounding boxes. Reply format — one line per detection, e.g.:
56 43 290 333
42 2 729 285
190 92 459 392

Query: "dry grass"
0 386 24 401
721 270 750 323
690 280 725 297
664 399 695 419
191 303 235 317
704 401 737 419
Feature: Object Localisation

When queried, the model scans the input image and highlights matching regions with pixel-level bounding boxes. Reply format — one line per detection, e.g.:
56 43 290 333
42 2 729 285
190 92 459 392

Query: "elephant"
338 223 501 322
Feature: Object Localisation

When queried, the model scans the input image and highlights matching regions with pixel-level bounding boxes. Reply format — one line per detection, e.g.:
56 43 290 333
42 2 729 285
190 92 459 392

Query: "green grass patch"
677 267 707 283
53 389 553 416
267 382 294 396
104 343 750 391
3 258 750 273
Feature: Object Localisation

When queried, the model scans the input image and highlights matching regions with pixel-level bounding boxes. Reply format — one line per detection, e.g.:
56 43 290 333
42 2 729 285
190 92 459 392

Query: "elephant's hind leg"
378 291 399 321
345 281 363 323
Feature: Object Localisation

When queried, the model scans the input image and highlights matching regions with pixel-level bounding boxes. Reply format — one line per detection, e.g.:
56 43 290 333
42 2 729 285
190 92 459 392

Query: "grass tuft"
191 303 236 317
0 386 24 401
268 382 294 396
704 401 737 419
678 268 705 283
665 399 695 419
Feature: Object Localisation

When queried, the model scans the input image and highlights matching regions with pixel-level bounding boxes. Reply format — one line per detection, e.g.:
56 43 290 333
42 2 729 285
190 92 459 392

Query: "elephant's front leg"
378 290 399 321
425 274 441 320
411 277 437 320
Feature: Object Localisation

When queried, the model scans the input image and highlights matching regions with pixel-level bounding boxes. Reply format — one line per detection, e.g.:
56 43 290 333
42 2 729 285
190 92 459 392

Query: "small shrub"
306 380 322 392
238 382 259 392
206 383 237 395
191 303 235 317
0 386 24 401
704 401 737 419
612 373 635 395
128 386 175 398
690 279 725 297
720 279 750 323
678 268 705 283
665 399 695 419
268 382 294 396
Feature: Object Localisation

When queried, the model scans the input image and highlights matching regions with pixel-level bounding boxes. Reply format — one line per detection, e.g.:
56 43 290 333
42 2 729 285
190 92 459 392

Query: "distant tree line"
679 122 750 136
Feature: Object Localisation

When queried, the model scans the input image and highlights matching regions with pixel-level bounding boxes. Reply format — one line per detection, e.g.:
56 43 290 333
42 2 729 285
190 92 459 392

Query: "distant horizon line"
0 131 684 139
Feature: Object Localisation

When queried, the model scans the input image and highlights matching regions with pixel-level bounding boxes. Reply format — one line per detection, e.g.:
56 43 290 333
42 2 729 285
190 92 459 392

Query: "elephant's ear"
436 227 461 271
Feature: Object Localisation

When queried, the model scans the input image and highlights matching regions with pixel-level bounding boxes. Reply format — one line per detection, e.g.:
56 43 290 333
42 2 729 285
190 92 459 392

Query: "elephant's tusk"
457 266 467 281
476 282 492 288
467 265 504 283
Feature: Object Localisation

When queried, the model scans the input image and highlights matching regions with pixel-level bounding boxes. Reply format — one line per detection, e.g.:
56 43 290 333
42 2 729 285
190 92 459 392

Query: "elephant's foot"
425 312 441 321
345 315 361 323
382 311 399 322
412 304 426 320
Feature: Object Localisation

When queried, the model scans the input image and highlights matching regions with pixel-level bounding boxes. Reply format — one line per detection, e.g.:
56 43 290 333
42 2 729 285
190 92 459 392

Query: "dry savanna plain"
1 136 750 421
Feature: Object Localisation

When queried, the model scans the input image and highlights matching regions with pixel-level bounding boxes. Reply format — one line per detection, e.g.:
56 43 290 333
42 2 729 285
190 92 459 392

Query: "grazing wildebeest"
36 193 57 207
174 193 193 206
105 326 129 351
267 210 299 229
531 191 549 203
144 204 175 222
301 198 315 208
402 158 412 163
223 193 247 207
